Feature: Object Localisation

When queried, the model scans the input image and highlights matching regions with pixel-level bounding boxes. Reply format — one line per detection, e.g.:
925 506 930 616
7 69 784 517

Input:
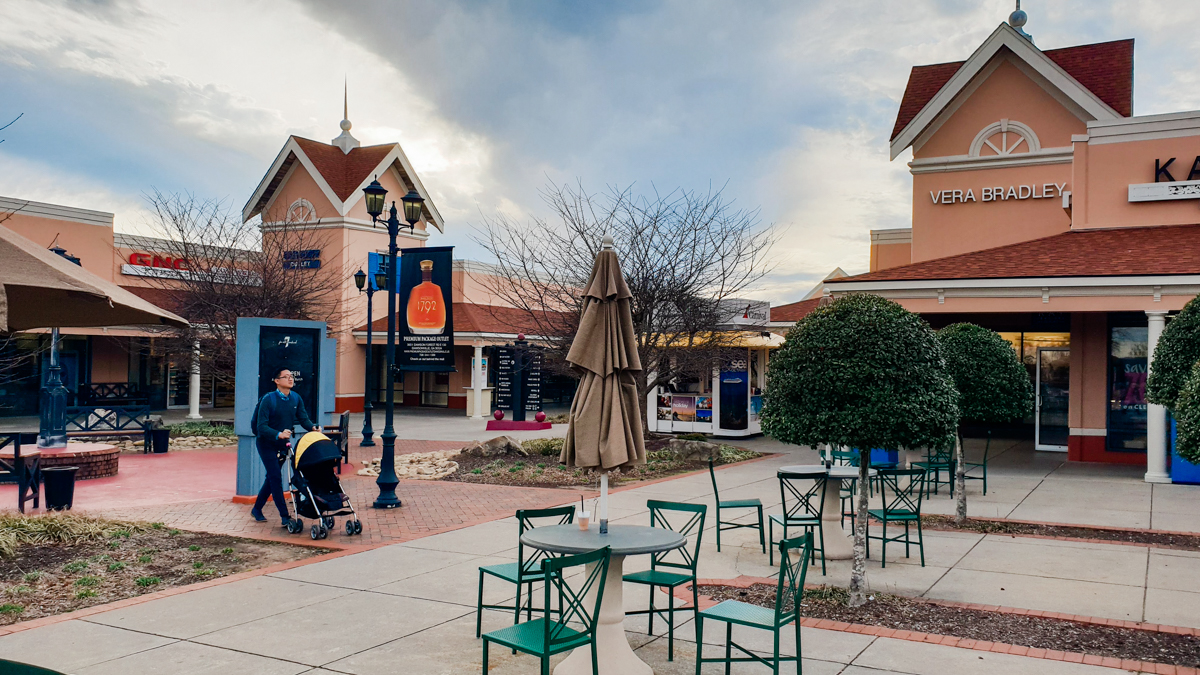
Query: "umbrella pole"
599 471 609 534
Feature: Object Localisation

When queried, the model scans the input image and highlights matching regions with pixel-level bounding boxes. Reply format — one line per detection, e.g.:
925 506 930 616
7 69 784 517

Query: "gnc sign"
128 252 189 270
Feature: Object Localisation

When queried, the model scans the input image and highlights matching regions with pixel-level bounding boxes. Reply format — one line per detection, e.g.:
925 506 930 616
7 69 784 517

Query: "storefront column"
1145 311 1169 483
472 343 484 420
187 341 202 420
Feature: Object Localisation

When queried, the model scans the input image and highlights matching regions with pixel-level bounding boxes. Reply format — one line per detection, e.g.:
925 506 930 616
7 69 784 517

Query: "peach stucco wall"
911 163 1071 261
914 58 1086 160
5 214 116 283
1068 313 1108 431
869 242 911 272
1073 134 1200 230
89 337 128 383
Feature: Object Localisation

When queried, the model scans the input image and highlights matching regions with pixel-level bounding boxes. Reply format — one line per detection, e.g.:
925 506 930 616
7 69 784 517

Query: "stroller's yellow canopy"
293 431 338 468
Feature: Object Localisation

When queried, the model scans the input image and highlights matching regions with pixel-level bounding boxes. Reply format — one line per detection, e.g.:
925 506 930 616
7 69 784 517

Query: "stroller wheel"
319 526 329 540
353 520 362 535
323 516 335 530
310 524 321 540
345 520 355 536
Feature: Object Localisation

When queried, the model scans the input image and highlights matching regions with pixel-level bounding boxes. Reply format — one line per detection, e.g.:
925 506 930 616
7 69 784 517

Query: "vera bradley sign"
930 182 1068 205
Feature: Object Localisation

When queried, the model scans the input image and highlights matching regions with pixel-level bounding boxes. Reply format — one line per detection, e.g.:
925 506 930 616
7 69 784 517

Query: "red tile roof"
771 298 820 323
890 38 1134 141
356 302 571 337
292 137 396 202
835 224 1200 283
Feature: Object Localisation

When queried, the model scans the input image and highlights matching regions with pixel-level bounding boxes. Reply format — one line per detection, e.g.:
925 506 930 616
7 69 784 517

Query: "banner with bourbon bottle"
396 246 456 372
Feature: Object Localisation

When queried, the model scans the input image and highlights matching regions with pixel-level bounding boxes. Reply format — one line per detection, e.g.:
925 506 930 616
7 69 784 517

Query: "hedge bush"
937 323 1031 425
1147 296 1200 409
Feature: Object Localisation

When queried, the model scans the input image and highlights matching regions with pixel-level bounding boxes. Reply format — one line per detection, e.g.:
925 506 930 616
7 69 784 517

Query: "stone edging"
921 517 1200 552
677 576 1199 675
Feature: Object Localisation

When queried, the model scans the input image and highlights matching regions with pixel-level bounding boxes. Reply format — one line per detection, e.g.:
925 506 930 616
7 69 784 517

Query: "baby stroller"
285 431 363 540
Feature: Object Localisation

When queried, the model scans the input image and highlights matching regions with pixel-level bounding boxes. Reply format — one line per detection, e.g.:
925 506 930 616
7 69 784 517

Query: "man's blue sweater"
255 390 315 450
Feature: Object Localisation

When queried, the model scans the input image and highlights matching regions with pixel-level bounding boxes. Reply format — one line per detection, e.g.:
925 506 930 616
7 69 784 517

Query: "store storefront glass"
420 371 449 407
1108 326 1148 453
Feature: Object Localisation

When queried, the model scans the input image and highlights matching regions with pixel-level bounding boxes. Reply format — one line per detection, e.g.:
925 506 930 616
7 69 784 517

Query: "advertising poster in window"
696 395 712 422
657 394 672 421
671 395 696 422
396 246 455 372
1108 326 1148 452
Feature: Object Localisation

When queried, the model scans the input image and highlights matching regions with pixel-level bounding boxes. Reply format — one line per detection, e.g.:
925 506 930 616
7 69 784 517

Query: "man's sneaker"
250 507 267 522
281 517 294 529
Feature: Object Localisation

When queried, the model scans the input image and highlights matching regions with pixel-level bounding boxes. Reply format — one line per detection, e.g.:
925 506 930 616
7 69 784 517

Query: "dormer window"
970 119 1041 157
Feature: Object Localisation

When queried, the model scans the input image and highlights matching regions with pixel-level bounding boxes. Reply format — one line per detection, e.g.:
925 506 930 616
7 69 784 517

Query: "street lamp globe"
363 180 388 220
353 268 367 291
374 271 388 291
401 189 424 225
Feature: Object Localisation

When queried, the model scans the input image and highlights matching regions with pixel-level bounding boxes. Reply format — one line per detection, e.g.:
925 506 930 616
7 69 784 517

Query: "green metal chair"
482 546 612 675
962 431 991 495
911 444 954 497
476 505 574 638
695 533 812 675
867 468 927 567
708 459 765 554
0 660 68 675
768 468 826 574
623 500 706 661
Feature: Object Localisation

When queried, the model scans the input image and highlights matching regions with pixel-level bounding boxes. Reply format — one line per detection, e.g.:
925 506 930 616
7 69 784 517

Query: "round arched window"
969 120 1041 157
286 199 317 223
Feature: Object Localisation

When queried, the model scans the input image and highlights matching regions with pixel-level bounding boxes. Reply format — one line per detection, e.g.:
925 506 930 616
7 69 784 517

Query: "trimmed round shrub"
1147 296 1200 409
1173 361 1200 463
937 323 1032 425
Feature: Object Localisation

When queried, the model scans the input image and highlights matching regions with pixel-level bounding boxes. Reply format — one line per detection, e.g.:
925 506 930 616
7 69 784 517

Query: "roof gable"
242 136 445 232
890 25 1130 158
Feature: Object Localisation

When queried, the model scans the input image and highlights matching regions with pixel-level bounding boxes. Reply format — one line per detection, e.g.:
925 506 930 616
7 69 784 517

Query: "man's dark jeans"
253 442 289 520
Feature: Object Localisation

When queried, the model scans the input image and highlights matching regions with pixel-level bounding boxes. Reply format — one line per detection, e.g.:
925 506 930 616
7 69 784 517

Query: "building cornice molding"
909 146 1073 174
0 196 114 228
827 274 1200 303
1082 110 1200 145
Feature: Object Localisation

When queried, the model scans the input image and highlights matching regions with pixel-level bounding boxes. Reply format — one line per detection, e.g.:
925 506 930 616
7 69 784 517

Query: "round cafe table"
520 523 685 675
778 464 877 560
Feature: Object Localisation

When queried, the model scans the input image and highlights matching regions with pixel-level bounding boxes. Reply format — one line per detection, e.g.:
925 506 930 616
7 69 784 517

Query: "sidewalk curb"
681 576 1199 675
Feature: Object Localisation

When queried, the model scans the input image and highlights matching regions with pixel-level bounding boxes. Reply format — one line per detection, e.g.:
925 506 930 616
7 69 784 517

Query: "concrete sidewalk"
3 441 1194 674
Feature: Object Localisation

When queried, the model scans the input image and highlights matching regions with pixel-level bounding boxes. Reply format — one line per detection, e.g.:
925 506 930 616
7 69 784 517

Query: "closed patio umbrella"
561 235 644 532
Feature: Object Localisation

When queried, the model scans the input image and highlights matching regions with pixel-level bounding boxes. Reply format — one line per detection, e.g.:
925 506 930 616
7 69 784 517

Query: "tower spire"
332 77 360 154
1009 0 1033 44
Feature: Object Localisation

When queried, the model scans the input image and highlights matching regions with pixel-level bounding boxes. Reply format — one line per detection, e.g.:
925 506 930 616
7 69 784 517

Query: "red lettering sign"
126 252 189 270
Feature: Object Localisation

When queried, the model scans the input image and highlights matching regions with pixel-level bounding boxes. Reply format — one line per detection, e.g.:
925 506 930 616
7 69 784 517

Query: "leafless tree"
474 181 776 426
135 189 344 385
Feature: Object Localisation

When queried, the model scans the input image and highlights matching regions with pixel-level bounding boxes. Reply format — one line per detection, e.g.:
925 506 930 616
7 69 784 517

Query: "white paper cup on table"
578 511 591 530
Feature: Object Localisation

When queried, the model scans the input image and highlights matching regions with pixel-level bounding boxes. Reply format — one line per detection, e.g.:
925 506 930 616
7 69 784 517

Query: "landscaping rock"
665 438 722 461
358 449 460 480
460 436 527 457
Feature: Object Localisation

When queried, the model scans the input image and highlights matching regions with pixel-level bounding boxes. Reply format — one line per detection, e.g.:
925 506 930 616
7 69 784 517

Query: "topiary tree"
1147 296 1200 410
1173 361 1200 463
761 293 958 606
937 323 1032 525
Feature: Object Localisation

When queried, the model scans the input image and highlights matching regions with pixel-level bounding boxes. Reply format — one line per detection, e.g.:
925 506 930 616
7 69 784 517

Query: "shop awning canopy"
0 225 189 333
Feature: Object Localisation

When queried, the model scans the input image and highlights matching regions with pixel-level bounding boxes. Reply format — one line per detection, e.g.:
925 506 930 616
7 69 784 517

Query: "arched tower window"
286 198 317 223
969 119 1041 157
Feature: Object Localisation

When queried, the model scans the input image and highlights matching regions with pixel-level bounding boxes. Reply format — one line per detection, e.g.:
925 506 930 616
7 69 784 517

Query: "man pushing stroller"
251 367 319 527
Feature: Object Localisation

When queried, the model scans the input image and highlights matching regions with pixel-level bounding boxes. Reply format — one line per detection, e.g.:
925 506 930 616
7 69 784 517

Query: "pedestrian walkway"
3 438 1195 674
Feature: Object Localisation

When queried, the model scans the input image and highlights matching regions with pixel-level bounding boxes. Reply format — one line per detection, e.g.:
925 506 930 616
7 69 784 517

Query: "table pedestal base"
555 554 651 675
821 477 855 560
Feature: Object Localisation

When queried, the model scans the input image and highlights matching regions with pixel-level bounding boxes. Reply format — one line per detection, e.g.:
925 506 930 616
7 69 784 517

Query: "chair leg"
668 587 675 661
795 614 804 675
715 507 722 552
476 569 485 638
881 519 887 569
757 506 766 554
648 585 656 636
526 581 534 621
513 577 522 627
768 518 774 566
725 622 733 675
482 638 489 675
694 616 705 675
541 653 550 675
773 627 780 675
817 524 826 576
905 520 911 559
917 517 925 567
591 640 598 675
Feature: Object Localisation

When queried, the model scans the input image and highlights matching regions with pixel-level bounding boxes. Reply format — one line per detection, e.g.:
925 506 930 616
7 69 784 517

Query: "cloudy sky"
4 0 1200 302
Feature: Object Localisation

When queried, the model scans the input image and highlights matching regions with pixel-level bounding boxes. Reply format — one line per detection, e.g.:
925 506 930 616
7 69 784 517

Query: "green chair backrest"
707 460 722 501
516 505 575 577
773 533 813 624
542 546 612 648
778 470 826 523
830 448 858 466
923 442 953 465
647 500 706 575
0 659 68 675
876 468 926 515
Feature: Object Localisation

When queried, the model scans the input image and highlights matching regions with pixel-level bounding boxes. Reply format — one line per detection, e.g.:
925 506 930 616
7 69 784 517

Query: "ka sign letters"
931 183 1069 205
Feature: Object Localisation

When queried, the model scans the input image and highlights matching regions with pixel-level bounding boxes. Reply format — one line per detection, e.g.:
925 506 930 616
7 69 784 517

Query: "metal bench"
79 383 149 407
0 433 41 513
64 405 157 453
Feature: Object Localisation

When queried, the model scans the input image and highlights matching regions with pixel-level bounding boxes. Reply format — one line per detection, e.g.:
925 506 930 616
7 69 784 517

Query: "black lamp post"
362 179 425 509
354 268 378 447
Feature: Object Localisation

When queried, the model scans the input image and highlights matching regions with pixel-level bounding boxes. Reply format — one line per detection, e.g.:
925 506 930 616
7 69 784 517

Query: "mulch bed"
0 529 326 625
695 584 1200 668
922 514 1200 551
444 442 760 488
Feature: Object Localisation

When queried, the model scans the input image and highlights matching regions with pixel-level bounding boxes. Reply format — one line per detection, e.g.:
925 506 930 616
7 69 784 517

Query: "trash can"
151 429 171 454
1170 416 1200 484
42 466 79 511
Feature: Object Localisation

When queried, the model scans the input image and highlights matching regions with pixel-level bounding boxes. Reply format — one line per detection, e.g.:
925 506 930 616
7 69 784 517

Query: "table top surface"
778 464 878 479
520 524 686 556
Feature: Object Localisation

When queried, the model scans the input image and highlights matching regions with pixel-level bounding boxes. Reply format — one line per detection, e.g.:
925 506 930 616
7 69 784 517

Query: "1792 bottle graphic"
406 259 446 334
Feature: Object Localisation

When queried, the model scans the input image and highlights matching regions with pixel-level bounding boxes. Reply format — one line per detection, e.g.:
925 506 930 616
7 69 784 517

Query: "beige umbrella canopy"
561 236 645 471
0 225 188 332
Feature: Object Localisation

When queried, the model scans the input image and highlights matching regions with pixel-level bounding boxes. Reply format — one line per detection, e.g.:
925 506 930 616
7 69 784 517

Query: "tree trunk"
848 447 871 607
954 430 967 526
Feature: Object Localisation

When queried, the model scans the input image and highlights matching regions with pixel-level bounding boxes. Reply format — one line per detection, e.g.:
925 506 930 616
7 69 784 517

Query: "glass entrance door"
1036 348 1070 451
